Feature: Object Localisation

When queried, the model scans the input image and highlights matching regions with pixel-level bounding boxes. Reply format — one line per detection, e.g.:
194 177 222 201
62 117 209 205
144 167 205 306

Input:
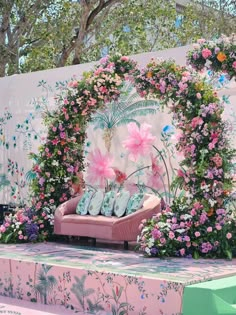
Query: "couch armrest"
54 194 83 234
55 195 82 219
112 194 160 241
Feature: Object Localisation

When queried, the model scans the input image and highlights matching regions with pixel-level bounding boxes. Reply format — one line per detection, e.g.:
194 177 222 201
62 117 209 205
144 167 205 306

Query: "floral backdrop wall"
0 61 179 206
0 53 235 206
0 41 236 257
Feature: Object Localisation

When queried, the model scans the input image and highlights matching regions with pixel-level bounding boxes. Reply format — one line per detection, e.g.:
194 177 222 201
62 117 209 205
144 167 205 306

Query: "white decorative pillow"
76 190 94 215
88 190 104 216
126 193 145 215
114 190 130 218
101 190 116 217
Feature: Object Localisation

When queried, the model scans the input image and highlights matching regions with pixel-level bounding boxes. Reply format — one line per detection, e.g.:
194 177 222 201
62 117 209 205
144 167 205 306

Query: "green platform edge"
182 275 236 315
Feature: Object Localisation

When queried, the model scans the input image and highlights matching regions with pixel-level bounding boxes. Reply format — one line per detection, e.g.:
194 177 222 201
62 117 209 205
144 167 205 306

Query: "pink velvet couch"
54 193 160 249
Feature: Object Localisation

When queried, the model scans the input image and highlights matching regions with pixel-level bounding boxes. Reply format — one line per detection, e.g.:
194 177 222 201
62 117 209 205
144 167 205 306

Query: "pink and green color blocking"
0 243 236 315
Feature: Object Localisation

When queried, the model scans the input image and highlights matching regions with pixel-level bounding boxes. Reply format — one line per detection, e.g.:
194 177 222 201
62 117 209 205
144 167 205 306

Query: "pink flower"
160 237 166 244
18 235 24 240
169 231 175 239
196 93 202 99
207 227 212 233
120 56 129 61
86 149 115 188
123 123 156 161
179 248 185 256
232 61 236 69
0 226 6 233
100 56 109 64
208 138 218 150
226 232 232 239
202 48 212 59
195 231 201 237
51 138 59 145
184 235 190 242
211 153 222 168
177 169 185 178
177 236 182 242
68 80 78 88
191 116 203 129
99 86 108 94
197 38 206 44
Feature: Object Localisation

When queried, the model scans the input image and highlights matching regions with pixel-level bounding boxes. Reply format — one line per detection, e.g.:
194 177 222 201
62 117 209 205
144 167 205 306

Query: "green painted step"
182 276 236 315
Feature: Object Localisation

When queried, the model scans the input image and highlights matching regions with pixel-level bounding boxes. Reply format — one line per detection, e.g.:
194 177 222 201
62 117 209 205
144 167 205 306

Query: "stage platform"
0 242 236 315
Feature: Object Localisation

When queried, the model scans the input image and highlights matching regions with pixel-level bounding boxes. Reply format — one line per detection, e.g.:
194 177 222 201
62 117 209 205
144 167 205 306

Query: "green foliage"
0 0 177 76
177 0 236 45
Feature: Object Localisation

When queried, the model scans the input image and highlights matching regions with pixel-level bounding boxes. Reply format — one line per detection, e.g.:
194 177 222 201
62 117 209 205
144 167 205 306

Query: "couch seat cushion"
62 214 119 226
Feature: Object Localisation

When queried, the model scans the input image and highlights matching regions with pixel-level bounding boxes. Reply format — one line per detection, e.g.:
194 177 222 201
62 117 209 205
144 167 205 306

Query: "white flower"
147 237 154 248
145 247 151 256
193 43 200 50
209 199 217 207
52 160 59 166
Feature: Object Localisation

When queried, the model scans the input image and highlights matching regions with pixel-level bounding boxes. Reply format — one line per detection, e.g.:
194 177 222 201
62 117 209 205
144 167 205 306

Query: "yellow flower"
146 71 153 78
217 52 227 62
195 82 204 91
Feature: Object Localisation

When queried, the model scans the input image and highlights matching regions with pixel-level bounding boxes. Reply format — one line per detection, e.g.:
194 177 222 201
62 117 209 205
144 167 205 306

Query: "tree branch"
86 0 121 29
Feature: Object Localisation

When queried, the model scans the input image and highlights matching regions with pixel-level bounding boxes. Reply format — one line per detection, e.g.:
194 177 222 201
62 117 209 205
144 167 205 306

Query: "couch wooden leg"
124 241 129 250
91 238 96 247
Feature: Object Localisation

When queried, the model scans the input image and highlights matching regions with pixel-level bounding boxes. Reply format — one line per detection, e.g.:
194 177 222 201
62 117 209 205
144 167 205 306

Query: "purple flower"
39 177 45 186
25 223 39 242
150 247 158 256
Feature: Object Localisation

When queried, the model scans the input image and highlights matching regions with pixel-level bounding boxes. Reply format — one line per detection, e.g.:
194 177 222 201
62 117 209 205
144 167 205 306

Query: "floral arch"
0 37 236 258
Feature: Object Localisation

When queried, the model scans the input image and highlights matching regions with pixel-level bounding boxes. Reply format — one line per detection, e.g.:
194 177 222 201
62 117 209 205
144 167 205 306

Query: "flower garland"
187 35 236 79
0 45 235 258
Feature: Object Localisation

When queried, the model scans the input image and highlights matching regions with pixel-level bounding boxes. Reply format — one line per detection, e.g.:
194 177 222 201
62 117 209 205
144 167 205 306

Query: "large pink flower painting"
86 148 115 188
123 122 156 161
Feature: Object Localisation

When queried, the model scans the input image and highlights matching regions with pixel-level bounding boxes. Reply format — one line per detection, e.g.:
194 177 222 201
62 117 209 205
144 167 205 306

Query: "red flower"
113 168 127 184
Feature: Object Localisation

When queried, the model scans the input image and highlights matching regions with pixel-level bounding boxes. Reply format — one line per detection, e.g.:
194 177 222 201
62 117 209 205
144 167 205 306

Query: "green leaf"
193 251 200 259
5 232 13 243
225 250 232 260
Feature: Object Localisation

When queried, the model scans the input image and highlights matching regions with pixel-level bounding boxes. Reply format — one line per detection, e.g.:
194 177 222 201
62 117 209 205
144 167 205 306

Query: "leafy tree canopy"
177 0 236 45
0 0 235 77
0 0 177 76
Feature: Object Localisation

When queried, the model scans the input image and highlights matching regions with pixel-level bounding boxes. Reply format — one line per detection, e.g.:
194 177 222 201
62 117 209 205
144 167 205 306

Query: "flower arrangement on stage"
187 35 236 79
0 40 235 259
